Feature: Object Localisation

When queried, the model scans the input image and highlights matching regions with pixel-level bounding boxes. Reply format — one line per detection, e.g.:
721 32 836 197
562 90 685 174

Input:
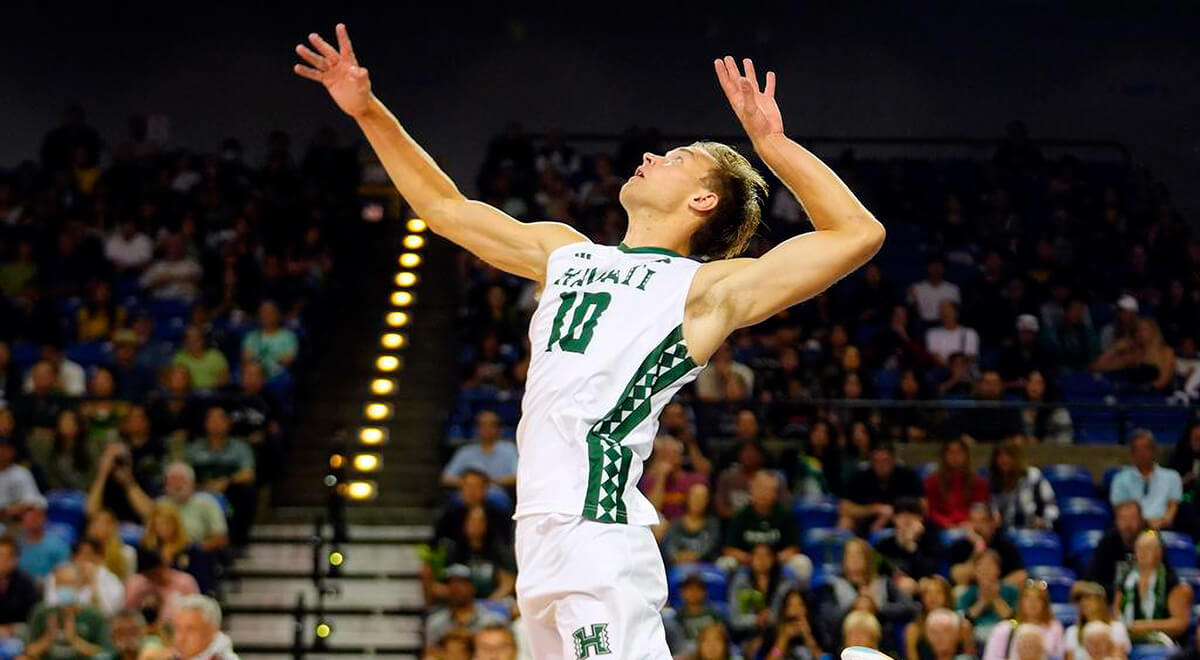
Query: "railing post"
292 592 306 660
1117 403 1128 445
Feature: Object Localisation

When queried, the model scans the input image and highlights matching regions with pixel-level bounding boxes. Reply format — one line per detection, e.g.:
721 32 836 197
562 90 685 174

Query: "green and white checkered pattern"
582 325 697 524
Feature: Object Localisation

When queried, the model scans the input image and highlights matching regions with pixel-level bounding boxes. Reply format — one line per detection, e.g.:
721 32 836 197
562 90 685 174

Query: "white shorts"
515 513 671 660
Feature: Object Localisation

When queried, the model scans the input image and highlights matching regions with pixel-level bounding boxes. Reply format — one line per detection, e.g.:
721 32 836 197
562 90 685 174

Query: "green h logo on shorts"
572 623 612 658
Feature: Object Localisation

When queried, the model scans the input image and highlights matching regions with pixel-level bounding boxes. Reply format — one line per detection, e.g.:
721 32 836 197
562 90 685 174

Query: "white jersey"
515 241 707 526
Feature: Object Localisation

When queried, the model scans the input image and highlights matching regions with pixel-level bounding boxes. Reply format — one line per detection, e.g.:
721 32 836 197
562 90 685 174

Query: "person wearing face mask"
127 462 229 555
43 539 124 617
23 563 113 660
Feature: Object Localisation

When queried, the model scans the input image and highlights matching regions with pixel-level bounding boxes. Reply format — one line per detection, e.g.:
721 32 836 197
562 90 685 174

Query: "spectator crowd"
420 122 1200 660
0 104 357 658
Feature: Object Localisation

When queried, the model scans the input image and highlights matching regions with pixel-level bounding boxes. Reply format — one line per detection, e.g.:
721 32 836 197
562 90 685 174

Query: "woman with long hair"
76 279 125 342
754 588 823 660
663 482 722 564
1113 530 1193 646
1092 318 1176 392
924 437 988 529
988 440 1058 529
31 409 99 490
817 537 916 650
729 544 796 640
1019 370 1073 445
905 575 975 660
143 501 191 567
692 623 732 660
802 420 842 496
981 579 1065 660
1064 581 1130 660
85 509 135 580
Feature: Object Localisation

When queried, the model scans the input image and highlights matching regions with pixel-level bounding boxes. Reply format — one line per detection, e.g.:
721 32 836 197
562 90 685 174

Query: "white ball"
841 647 896 660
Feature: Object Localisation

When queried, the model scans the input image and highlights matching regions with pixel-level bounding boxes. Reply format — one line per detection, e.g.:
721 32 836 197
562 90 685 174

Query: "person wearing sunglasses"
979 578 1065 660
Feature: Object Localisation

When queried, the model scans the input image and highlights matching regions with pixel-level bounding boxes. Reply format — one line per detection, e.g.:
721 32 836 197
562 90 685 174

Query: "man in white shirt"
925 300 980 367
23 344 86 397
909 256 961 325
44 538 125 616
139 234 201 301
105 219 154 273
0 437 41 520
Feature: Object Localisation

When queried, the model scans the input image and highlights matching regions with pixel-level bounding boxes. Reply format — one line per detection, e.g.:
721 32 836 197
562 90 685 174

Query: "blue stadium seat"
66 341 112 369
667 563 728 605
916 462 937 481
1175 567 1200 595
940 528 969 547
1059 498 1111 540
11 342 39 370
119 522 145 547
1009 529 1064 567
46 521 78 546
869 528 895 547
1029 565 1076 603
0 638 25 660
1051 603 1078 628
150 298 192 321
1160 531 1197 569
1130 645 1173 660
1058 372 1114 398
1068 530 1105 572
794 498 838 530
46 489 87 533
1044 465 1096 500
803 528 853 566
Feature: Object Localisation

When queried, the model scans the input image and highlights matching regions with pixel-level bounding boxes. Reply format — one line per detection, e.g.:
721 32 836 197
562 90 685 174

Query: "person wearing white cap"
998 314 1054 387
1101 294 1140 351
16 494 70 580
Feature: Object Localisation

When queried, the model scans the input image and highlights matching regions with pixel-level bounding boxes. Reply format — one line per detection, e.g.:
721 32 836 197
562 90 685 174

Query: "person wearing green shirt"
0 241 36 297
172 327 229 391
184 407 256 547
240 301 298 379
956 549 1019 645
24 563 114 660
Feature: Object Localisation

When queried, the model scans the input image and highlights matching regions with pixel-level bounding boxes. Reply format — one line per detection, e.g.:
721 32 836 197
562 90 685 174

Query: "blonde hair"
844 610 883 642
688 141 767 260
843 537 879 583
144 502 191 559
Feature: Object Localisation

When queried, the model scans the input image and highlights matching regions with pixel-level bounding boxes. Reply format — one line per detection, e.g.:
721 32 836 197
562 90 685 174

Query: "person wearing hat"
1101 295 1140 352
663 571 727 657
110 329 155 401
423 564 506 650
16 494 70 580
998 314 1055 388
1065 581 1130 660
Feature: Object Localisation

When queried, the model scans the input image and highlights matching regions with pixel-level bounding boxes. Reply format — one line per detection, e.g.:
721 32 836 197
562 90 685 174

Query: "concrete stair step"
226 613 421 648
234 542 421 575
222 577 423 611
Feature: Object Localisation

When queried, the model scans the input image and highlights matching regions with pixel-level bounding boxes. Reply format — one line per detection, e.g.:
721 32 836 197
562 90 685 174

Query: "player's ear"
689 190 718 213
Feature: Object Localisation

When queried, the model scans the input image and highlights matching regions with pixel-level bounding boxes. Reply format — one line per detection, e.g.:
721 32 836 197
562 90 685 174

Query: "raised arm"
686 57 884 359
293 24 585 282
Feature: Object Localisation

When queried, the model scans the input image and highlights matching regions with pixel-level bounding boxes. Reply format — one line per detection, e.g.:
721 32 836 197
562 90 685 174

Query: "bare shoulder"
532 221 590 252
682 257 757 363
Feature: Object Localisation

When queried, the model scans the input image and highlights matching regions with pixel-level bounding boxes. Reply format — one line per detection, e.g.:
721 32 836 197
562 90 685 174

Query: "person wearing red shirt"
924 437 988 528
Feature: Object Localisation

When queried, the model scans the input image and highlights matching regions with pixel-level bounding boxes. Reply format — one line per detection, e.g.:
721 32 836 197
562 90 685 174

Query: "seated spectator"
956 550 1019 644
129 462 229 556
0 436 41 521
817 538 917 651
123 548 200 626
241 300 298 380
119 404 166 496
904 582 974 660
17 496 71 580
110 330 155 401
45 538 124 616
715 441 789 520
641 436 708 525
960 370 1024 443
715 407 768 470
1020 370 1073 444
105 219 153 274
1079 622 1128 660
722 471 809 583
693 623 733 660
473 623 518 660
85 510 136 580
800 419 842 496
434 469 512 549
0 537 40 633
981 579 1065 660
441 411 518 490
925 301 979 368
1065 581 1130 660
23 343 86 397
839 441 923 535
172 327 229 391
998 315 1055 387
937 352 975 398
948 503 1027 587
423 564 506 646
1011 624 1052 660
1110 429 1182 530
664 572 728 658
1101 295 1140 352
663 483 722 565
753 587 824 660
147 366 201 445
443 507 515 601
909 257 961 326
225 361 283 484
185 406 256 547
888 369 937 443
1092 318 1175 392
139 233 201 302
165 595 238 660
728 544 797 640
75 280 123 343
23 563 113 659
78 368 126 443
434 631 474 660
30 409 97 491
875 497 947 588
989 440 1058 530
924 438 988 529
89 440 152 524
1086 500 1146 597
1046 299 1101 371
842 610 884 651
110 609 154 660
696 343 755 402
1113 530 1193 645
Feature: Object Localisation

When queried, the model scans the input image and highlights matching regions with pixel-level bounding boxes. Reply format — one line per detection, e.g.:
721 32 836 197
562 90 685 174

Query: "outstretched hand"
293 23 372 118
714 56 784 143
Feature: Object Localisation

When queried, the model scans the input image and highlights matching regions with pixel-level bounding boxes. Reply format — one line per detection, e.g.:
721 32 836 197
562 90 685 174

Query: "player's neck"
620 218 690 256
